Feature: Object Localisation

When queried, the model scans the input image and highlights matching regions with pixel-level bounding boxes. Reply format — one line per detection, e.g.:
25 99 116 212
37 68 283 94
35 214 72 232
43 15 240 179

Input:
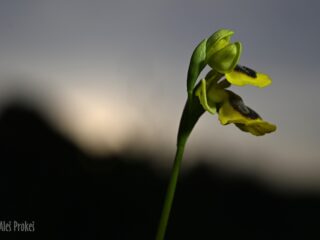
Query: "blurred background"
0 0 320 239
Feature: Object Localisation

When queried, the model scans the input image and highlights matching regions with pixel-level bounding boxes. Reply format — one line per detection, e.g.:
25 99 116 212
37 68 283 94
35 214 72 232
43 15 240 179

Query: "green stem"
155 136 188 240
155 97 204 240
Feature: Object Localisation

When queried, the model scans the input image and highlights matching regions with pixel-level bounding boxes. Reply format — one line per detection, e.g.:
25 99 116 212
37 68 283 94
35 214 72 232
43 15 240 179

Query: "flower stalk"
155 138 185 240
155 96 204 240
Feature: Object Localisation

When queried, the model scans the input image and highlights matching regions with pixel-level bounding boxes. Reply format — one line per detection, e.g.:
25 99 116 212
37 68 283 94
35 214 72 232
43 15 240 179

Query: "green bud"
207 42 242 73
206 29 234 63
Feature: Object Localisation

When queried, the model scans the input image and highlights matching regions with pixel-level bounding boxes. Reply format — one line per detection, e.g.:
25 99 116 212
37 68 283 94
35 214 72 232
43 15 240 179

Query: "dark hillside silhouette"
0 101 319 239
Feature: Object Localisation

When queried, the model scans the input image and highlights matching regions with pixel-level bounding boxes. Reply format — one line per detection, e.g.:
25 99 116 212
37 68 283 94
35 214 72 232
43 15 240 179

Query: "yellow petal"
218 100 249 125
225 65 272 88
218 91 260 125
195 79 217 114
218 91 276 136
235 122 277 136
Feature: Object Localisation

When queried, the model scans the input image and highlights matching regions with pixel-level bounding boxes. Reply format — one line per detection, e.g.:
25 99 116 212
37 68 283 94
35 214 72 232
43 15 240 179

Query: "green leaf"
187 38 207 99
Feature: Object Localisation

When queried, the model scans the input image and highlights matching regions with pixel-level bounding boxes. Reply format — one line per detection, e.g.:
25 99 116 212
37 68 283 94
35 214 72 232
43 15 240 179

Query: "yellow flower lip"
225 64 272 88
218 91 259 125
228 91 260 120
217 90 277 136
235 122 277 136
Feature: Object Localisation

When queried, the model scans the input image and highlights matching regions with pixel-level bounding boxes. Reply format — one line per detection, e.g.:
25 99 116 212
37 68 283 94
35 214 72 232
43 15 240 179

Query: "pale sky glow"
1 0 320 188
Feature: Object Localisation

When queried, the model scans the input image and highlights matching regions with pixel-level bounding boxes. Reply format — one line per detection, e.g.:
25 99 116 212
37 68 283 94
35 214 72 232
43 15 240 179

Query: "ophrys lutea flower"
193 28 276 136
195 68 276 136
156 28 277 240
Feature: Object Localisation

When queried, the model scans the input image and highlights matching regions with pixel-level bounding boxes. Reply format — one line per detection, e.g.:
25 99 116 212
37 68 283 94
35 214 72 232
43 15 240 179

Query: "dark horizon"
0 100 319 239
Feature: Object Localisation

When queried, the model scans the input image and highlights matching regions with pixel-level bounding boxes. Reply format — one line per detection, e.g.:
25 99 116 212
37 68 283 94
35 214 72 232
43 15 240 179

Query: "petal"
218 91 276 136
225 65 272 88
235 122 277 136
218 91 260 125
207 42 242 73
218 100 249 125
195 79 217 114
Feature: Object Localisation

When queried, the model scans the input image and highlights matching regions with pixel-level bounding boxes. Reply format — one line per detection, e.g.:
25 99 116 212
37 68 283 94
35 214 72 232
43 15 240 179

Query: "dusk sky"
1 0 320 188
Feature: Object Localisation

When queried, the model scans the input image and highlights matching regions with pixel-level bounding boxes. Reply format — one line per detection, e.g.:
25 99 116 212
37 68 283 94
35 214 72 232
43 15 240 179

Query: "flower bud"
206 29 234 59
207 42 242 73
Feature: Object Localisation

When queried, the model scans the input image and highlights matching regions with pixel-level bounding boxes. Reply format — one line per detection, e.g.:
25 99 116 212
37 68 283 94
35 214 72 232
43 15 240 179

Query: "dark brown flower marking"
228 91 260 119
234 65 257 78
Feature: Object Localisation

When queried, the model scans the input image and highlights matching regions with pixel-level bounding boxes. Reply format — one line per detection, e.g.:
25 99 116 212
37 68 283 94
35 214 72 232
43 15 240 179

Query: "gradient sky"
1 0 320 188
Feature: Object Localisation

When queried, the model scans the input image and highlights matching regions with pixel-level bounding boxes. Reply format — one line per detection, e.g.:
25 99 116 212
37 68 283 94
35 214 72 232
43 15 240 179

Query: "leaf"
187 38 207 99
